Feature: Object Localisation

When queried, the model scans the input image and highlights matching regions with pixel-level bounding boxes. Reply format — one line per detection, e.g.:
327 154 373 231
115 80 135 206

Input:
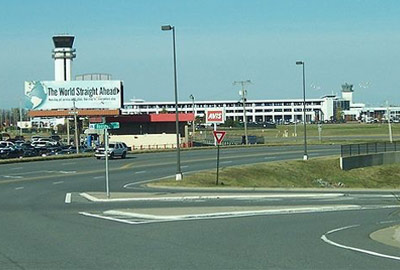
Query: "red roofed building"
89 113 195 136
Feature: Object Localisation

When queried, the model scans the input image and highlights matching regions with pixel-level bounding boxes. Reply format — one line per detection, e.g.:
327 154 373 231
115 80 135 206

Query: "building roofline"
124 98 324 105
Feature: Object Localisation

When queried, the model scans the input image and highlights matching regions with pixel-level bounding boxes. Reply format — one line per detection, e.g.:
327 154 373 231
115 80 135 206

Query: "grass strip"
154 157 400 189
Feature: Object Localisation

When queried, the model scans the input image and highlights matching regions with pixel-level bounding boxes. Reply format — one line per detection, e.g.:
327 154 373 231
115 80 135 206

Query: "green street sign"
91 122 120 130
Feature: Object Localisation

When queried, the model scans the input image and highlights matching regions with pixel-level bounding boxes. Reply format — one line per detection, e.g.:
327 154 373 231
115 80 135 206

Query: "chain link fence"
341 141 399 157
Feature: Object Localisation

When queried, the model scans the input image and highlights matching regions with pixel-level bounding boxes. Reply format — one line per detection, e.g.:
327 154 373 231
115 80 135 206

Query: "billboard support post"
72 99 79 154
66 118 70 145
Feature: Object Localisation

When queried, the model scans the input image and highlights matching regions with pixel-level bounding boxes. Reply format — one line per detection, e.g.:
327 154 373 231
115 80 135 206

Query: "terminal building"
122 83 400 124
122 90 348 124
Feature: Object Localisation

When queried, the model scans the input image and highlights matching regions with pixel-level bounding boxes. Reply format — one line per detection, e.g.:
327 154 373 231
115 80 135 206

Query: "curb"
80 192 346 203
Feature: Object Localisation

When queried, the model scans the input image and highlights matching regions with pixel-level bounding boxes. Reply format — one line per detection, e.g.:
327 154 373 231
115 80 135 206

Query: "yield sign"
213 131 226 144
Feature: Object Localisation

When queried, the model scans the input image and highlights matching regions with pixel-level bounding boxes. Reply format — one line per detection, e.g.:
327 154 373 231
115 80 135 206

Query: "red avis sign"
206 109 225 124
213 131 226 144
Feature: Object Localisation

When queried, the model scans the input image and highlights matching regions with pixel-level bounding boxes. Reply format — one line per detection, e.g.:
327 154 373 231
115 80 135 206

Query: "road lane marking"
3 175 24 179
79 212 153 225
321 224 400 261
59 171 77 174
264 157 275 160
181 166 189 169
61 162 76 165
379 220 398 225
220 161 232 164
15 187 24 190
93 176 104 179
135 171 147 174
65 193 72 203
10 167 23 170
53 181 64 185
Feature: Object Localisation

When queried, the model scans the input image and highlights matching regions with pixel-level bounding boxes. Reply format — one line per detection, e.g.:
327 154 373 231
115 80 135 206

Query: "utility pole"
234 80 252 145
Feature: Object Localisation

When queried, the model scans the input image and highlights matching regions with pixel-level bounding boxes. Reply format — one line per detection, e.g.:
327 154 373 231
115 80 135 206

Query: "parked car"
14 135 25 141
0 142 24 159
0 142 11 158
32 143 63 156
58 145 93 155
95 142 128 159
18 143 40 157
31 135 44 142
31 139 60 148
14 140 26 146
36 138 60 146
49 135 61 141
0 141 15 148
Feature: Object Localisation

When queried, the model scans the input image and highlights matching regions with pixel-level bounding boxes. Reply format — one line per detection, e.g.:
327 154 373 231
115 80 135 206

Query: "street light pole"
189 94 195 146
296 61 308 160
162 24 182 180
241 89 248 145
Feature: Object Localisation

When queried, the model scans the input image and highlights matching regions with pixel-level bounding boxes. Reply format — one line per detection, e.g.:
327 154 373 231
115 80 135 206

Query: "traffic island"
79 205 387 226
370 225 400 249
80 192 346 202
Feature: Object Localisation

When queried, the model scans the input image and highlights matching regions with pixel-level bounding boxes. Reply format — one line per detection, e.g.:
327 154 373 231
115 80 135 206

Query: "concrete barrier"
340 151 400 170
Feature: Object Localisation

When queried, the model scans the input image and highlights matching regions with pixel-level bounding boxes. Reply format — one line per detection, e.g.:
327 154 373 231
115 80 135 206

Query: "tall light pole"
189 94 195 146
296 61 308 160
162 24 182 180
234 80 252 145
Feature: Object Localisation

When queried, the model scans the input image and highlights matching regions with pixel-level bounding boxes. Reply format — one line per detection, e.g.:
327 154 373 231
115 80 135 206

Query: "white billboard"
24 80 123 110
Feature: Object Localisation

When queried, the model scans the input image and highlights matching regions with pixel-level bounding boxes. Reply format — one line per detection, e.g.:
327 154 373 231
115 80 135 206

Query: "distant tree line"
0 108 28 131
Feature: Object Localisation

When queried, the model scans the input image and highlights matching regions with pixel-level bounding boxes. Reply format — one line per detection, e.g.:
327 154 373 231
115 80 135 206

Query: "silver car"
95 142 128 159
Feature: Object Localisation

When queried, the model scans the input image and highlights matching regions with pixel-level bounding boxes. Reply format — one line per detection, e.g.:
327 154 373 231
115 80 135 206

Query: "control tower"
341 83 354 105
52 35 76 81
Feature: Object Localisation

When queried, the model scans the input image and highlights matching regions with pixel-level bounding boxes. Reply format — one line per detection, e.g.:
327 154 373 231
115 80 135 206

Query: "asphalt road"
0 145 399 269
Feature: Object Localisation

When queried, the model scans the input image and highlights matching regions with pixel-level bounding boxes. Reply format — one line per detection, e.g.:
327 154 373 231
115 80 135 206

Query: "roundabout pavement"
1 145 400 269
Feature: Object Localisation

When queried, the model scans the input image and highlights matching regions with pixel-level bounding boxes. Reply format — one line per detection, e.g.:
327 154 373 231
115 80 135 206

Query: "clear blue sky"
1 0 400 108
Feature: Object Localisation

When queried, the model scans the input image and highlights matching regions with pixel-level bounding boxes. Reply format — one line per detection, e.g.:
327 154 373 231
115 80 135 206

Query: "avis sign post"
213 130 226 185
206 109 225 124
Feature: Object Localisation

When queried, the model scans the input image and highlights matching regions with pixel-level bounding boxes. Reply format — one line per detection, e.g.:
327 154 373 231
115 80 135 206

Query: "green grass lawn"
196 123 399 138
194 123 399 146
154 157 400 189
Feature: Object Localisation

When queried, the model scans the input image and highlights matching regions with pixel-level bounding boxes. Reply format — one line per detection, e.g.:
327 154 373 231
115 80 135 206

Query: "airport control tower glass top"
52 35 75 48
